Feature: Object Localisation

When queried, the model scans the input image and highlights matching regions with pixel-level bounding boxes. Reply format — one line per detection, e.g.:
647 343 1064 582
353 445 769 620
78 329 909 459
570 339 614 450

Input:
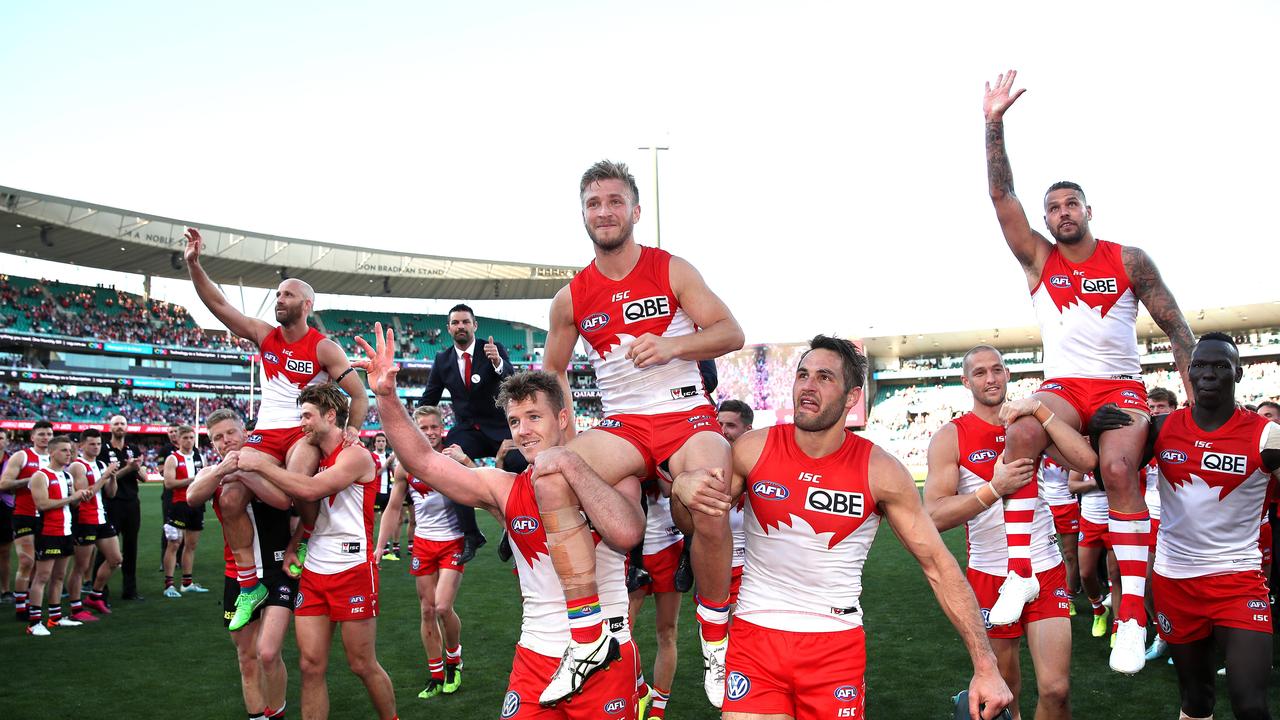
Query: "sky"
2 1 1277 346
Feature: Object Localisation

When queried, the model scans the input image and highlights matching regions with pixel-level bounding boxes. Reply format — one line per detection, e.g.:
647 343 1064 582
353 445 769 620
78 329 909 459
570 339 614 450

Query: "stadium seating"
315 309 543 361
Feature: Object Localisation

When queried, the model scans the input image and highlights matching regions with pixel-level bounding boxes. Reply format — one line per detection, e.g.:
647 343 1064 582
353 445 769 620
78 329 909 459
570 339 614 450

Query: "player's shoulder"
927 420 959 451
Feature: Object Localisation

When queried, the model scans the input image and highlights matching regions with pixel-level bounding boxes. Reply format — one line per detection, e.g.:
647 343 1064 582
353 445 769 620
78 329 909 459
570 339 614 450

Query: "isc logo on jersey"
1202 451 1248 475
1081 277 1118 294
286 358 315 374
580 312 609 333
1049 275 1071 288
622 295 670 324
752 481 789 500
1160 449 1187 464
511 516 540 534
968 449 997 463
805 487 864 518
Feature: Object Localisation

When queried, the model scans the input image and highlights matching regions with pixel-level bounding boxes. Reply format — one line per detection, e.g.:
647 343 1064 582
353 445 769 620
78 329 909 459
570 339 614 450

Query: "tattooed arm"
1123 245 1195 401
984 69 1053 288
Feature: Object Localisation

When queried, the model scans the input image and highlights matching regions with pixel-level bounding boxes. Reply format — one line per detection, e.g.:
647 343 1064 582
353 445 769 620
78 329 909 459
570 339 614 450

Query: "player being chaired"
356 327 646 718
184 227 368 630
983 69 1195 673
542 160 744 707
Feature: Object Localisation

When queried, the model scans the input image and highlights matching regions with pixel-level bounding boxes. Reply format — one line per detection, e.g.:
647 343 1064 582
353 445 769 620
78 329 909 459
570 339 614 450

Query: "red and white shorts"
243 426 307 464
723 619 866 718
1153 570 1272 644
296 561 379 622
968 563 1071 639
1049 502 1080 534
410 536 465 577
638 539 683 595
1037 377 1149 428
593 408 722 477
501 640 639 719
1079 518 1110 549
728 565 745 605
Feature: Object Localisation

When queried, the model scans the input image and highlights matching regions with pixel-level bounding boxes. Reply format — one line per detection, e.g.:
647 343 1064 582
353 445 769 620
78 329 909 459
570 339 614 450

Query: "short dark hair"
580 160 640 205
1258 401 1280 414
1147 387 1178 407
1199 331 1237 348
497 371 565 416
800 335 867 392
448 303 475 320
1044 180 1087 204
79 428 102 441
176 425 195 437
718 399 754 426
32 420 53 432
961 344 1002 375
298 382 350 428
374 432 386 441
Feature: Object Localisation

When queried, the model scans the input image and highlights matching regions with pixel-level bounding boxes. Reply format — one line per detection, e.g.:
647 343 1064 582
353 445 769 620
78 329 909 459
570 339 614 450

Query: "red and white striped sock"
650 686 671 718
1003 477 1037 578
428 657 444 681
236 564 258 591
1108 509 1151 625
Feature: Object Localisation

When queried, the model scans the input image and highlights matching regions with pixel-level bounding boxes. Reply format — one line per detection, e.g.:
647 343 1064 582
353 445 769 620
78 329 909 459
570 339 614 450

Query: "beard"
275 306 301 325
1049 222 1088 245
974 389 1007 408
794 400 847 432
586 222 632 252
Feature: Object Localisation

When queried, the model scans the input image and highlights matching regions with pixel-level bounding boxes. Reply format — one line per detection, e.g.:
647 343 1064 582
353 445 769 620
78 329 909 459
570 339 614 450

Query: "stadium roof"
862 302 1280 358
0 185 578 299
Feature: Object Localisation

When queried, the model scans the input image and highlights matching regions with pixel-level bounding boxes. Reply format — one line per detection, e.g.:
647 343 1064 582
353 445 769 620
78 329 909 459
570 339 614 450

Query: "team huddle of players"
4 70 1275 720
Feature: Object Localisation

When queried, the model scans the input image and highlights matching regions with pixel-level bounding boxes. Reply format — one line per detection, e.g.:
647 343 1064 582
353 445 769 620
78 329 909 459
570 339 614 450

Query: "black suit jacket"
420 340 516 440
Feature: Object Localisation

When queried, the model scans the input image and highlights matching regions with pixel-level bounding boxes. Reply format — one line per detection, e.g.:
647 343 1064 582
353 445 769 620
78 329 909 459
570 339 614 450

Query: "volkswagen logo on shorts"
1160 449 1187 464
968 449 997 463
511 516 540 534
501 691 520 718
980 607 993 630
294 592 305 609
603 698 626 715
752 481 789 500
1157 612 1172 634
726 671 751 701
1041 382 1063 390
834 685 859 702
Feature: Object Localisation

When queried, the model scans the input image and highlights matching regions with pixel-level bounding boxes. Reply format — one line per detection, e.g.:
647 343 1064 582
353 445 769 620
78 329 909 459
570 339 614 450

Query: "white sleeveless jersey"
306 445 376 575
729 502 746 569
1144 461 1162 521
1039 458 1073 506
407 475 463 542
72 458 108 525
1031 240 1142 379
256 326 331 430
505 469 631 657
642 493 683 554
1079 479 1109 525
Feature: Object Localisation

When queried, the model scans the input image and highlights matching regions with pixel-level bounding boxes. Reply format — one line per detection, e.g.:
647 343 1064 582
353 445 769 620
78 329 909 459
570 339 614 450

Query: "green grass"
2 484 1276 718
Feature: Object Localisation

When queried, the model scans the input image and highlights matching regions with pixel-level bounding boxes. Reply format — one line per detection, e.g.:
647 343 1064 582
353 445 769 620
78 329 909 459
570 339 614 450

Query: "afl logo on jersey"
603 698 626 715
968 449 997 463
510 516 540 534
1121 390 1141 400
752 481 789 500
580 313 610 333
726 672 751 701
622 295 671 324
1160 449 1187 464
263 352 280 364
834 685 859 702
1049 274 1071 288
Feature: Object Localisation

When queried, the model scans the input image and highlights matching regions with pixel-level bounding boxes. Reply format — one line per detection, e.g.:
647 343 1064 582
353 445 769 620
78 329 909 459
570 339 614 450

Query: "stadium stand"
314 309 545 361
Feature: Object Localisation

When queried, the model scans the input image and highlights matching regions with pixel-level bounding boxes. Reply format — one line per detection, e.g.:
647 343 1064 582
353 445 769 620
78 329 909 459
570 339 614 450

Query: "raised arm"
871 447 1012 719
1122 245 1195 401
542 286 581 428
983 70 1053 285
317 338 368 446
353 324 509 513
183 228 273 344
627 256 744 370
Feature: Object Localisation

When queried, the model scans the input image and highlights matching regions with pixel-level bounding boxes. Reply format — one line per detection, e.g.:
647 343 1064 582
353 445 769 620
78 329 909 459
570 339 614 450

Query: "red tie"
463 351 472 389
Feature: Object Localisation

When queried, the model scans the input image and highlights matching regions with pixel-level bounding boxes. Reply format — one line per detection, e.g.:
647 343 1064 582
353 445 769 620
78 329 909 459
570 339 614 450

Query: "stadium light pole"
638 145 669 248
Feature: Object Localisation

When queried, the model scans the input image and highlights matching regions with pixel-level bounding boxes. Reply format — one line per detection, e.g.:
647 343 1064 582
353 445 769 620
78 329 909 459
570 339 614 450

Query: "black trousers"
444 426 523 538
102 499 141 596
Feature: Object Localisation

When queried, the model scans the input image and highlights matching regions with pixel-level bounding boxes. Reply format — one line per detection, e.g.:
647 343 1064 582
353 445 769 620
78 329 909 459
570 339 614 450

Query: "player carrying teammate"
0 419 53 622
680 335 1012 720
67 429 121 620
24 435 92 635
983 69 1196 674
1142 333 1275 720
925 345 1095 720
185 227 368 630
376 405 471 699
542 160 743 706
357 327 646 719
187 408 297 720
162 425 209 597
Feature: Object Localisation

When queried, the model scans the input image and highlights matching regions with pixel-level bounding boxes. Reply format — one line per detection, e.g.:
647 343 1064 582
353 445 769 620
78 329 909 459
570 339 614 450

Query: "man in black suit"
420 303 519 559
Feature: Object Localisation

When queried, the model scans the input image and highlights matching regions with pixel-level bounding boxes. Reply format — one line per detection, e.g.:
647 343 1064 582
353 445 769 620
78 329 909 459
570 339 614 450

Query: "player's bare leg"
1024 618 1072 720
88 535 121 612
339 618 397 719
178 529 201 591
296 615 336 718
435 569 464 693
989 637 1023 720
1097 413 1153 673
256 605 291 715
231 617 268 717
24 556 54 632
12 534 34 619
415 571 446 697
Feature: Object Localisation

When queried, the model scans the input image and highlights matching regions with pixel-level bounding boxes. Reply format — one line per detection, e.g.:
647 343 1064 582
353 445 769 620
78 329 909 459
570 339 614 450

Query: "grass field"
2 483 1276 719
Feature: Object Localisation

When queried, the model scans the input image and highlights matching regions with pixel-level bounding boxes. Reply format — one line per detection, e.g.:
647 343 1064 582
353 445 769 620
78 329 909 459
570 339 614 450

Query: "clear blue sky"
4 1 1277 343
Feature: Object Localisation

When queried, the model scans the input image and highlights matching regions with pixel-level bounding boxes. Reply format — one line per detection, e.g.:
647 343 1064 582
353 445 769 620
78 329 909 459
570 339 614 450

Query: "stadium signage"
0 330 251 364
5 368 249 394
532 267 575 279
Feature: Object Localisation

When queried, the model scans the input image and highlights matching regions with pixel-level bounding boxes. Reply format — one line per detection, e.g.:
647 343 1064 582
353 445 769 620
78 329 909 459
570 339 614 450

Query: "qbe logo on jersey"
1201 451 1248 475
622 295 671 324
285 358 315 374
1081 277 1118 294
805 487 865 518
